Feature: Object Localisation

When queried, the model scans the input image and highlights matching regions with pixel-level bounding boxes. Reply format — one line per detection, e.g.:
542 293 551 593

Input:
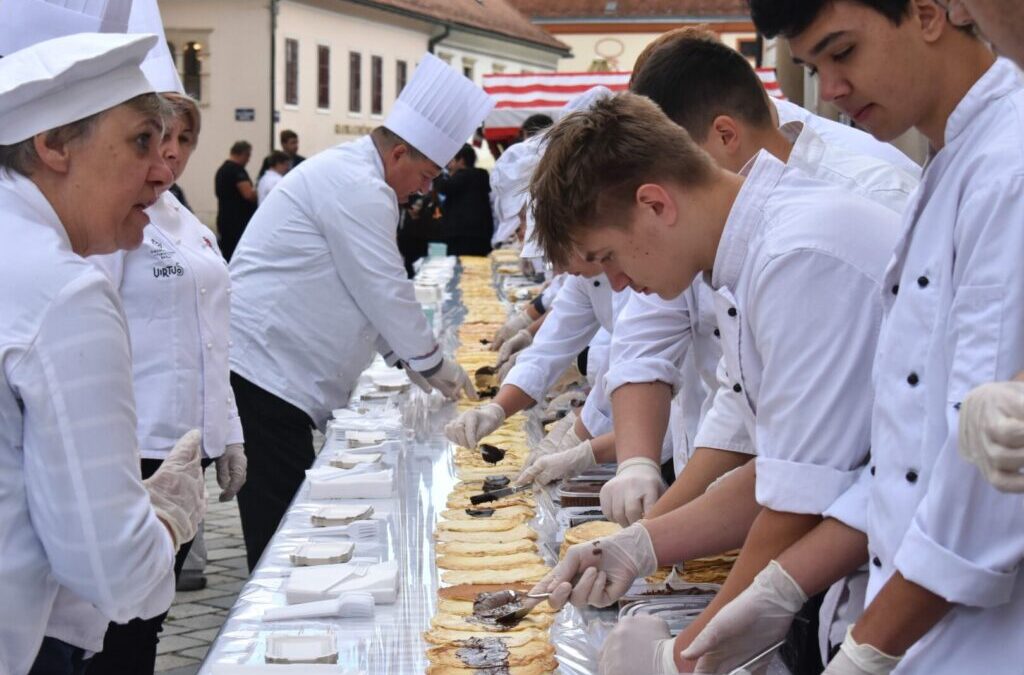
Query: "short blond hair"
529 92 716 266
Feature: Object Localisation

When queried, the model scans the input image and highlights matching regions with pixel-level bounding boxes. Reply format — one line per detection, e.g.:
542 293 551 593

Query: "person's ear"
708 115 742 157
390 143 410 165
635 183 678 227
32 132 73 174
915 0 949 43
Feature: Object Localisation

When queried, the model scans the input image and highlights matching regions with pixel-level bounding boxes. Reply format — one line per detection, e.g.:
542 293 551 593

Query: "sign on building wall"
235 107 256 121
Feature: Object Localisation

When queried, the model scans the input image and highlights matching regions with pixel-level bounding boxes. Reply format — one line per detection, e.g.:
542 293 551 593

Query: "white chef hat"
385 53 495 167
129 0 184 94
0 0 131 56
0 32 158 145
0 0 182 95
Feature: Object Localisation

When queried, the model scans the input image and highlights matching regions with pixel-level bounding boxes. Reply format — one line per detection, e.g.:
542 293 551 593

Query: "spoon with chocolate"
478 443 506 464
472 589 553 627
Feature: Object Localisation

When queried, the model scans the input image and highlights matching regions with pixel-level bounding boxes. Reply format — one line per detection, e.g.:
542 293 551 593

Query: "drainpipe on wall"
427 24 450 54
269 0 279 152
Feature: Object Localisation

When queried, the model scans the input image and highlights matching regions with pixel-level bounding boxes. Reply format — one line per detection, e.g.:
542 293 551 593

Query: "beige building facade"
159 0 568 228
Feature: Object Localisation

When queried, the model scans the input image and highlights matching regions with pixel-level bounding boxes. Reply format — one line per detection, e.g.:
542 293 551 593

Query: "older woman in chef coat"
0 33 206 675
85 90 246 674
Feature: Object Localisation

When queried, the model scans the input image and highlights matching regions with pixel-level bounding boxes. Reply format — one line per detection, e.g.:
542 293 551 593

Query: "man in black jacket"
436 144 494 256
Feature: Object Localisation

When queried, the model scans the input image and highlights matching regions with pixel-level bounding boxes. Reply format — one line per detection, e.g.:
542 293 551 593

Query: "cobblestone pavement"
155 468 245 674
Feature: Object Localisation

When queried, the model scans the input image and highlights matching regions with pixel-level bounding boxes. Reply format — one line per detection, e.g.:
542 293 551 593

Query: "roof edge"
340 0 572 56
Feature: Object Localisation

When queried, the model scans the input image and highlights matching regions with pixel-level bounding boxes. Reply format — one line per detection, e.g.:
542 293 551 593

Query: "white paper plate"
289 541 355 566
310 504 374 527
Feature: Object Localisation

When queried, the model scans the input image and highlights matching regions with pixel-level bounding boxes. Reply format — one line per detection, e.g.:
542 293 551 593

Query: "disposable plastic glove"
144 429 206 550
543 390 587 418
497 351 520 383
822 627 902 675
600 457 666 526
526 411 576 467
682 560 808 673
401 361 433 394
533 521 657 609
444 402 506 448
491 310 533 351
216 443 247 502
496 329 533 367
425 358 479 401
958 381 1024 492
598 615 678 675
517 439 596 486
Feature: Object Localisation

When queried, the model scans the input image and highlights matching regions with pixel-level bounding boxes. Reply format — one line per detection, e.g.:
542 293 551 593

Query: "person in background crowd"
519 113 553 141
397 191 436 277
280 128 305 168
0 32 206 675
436 143 494 257
214 140 256 261
257 150 291 204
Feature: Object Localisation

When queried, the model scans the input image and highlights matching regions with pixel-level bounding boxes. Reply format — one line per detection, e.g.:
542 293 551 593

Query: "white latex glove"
425 358 479 401
600 457 666 526
491 310 532 351
215 443 247 502
822 627 902 675
533 521 657 609
958 380 1024 492
534 411 577 457
599 615 678 675
544 389 587 418
445 402 506 448
402 361 433 394
682 560 807 673
497 351 519 383
517 439 596 486
496 329 533 367
144 429 207 550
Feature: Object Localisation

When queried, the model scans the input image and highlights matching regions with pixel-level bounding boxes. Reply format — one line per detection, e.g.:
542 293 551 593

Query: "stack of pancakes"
427 261 558 674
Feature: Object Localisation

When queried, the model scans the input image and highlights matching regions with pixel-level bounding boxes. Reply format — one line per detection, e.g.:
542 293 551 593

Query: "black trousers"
29 637 90 675
82 457 211 675
231 372 315 571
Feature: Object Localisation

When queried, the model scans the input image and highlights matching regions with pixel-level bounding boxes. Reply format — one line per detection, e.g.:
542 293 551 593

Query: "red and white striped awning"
482 67 785 142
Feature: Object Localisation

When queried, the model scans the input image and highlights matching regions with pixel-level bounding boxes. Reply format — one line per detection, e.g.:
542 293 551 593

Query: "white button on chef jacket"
91 191 242 459
709 151 900 515
229 136 442 429
830 59 1024 674
0 174 175 673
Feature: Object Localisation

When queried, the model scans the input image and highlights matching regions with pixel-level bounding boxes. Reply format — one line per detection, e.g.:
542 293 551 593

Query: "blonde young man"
527 92 902 674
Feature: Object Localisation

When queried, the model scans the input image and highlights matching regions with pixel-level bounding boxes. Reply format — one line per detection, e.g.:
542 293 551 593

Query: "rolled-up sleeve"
504 277 600 402
605 291 690 396
693 358 757 456
751 251 878 514
895 180 1024 607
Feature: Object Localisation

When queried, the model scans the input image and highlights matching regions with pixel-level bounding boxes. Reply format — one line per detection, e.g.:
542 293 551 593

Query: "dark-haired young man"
687 1 1024 673
214 140 257 261
436 143 494 256
527 91 902 675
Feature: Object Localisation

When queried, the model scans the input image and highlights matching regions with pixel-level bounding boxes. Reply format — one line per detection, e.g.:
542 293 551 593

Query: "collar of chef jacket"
2 172 72 249
710 150 785 291
944 57 1020 149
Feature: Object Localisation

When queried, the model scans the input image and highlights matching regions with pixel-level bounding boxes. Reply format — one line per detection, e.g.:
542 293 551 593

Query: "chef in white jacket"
0 33 205 675
229 53 492 570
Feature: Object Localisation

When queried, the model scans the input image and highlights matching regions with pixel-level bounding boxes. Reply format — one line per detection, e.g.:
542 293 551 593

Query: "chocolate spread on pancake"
469 592 524 630
454 636 511 672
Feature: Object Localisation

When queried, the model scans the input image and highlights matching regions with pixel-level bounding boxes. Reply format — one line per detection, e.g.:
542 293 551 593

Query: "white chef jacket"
537 272 566 314
709 151 900 515
229 136 442 428
0 174 175 673
505 273 626 434
605 283 724 471
829 59 1024 673
257 168 284 203
91 192 242 459
772 98 920 174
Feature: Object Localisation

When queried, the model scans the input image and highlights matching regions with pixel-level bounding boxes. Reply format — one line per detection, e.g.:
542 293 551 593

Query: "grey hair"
0 92 169 177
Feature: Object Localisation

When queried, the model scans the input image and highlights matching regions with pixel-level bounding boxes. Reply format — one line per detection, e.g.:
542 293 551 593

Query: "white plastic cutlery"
262 591 375 622
294 520 379 541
